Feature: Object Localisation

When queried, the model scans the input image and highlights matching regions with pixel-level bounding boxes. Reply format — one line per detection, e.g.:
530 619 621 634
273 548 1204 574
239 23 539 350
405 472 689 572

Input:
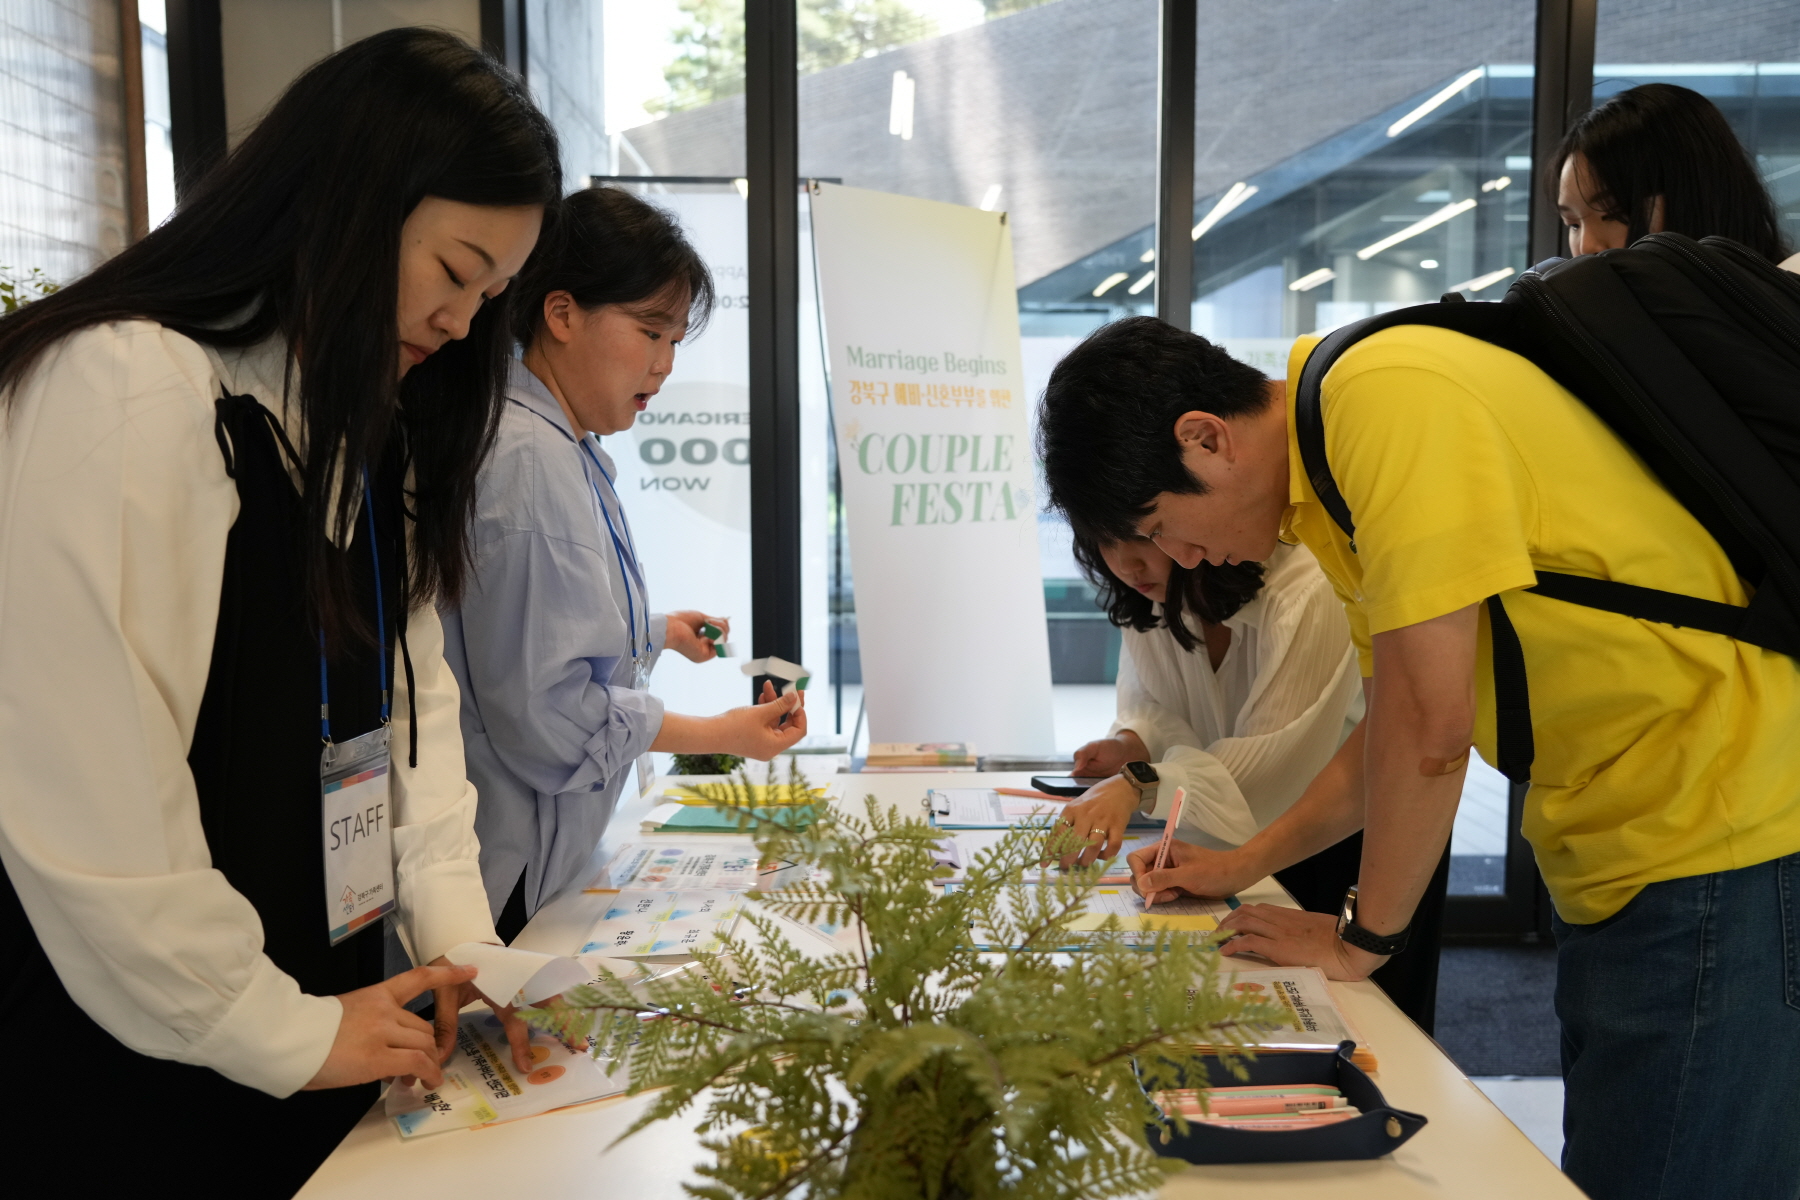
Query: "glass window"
600 3 753 741
1164 1 1537 896
1594 1 1800 253
140 0 176 228
1008 3 1536 888
788 0 1157 751
0 0 131 281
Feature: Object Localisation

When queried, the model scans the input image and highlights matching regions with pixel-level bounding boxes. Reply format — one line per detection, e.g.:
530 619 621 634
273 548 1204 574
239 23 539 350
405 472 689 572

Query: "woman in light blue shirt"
443 188 806 941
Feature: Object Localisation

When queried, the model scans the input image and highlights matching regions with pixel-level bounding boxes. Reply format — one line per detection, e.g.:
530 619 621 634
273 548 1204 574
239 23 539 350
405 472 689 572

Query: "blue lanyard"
319 468 389 743
581 438 647 662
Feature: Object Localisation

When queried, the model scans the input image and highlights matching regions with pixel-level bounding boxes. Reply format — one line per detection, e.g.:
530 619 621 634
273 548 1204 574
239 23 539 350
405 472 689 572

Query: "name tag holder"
322 726 395 945
320 469 398 947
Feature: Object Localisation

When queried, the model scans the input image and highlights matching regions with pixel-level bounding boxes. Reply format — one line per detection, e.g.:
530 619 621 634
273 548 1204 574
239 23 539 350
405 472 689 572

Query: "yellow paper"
667 783 827 807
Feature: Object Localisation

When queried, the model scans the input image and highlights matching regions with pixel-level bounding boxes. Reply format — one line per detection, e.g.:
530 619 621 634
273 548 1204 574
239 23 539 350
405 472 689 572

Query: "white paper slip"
1070 887 1237 942
936 828 1162 882
580 890 744 958
927 787 1063 828
600 840 762 891
444 943 592 1008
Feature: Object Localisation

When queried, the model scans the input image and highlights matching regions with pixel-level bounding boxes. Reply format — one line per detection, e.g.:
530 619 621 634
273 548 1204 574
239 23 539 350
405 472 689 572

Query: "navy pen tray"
1141 1041 1426 1164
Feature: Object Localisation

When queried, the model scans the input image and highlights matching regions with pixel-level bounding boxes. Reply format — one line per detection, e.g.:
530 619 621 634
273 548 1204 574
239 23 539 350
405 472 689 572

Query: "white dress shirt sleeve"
0 322 495 1098
1111 569 1359 847
390 600 500 965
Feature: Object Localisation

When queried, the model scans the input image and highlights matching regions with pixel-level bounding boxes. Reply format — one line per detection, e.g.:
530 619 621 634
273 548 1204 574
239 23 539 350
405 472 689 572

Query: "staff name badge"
321 726 396 945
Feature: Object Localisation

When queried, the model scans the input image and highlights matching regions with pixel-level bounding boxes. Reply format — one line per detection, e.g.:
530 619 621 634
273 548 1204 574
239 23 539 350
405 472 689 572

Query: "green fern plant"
526 794 1273 1199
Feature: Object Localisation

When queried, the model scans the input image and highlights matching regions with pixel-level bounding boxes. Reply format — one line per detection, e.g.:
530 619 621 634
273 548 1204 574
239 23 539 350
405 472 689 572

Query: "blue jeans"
1555 851 1800 1200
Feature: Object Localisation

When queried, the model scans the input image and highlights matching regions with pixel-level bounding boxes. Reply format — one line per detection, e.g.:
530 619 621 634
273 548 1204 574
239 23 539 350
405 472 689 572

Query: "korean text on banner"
811 183 1054 752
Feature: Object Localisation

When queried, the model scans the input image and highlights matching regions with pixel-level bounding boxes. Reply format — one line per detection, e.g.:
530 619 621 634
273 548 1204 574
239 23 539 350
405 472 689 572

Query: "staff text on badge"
321 727 397 946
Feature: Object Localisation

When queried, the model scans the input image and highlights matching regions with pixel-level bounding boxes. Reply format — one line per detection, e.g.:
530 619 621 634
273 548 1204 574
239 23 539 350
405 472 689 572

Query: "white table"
299 772 1585 1199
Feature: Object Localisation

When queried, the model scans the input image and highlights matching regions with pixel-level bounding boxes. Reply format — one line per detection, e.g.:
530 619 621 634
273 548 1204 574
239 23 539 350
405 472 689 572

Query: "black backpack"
1292 233 1800 785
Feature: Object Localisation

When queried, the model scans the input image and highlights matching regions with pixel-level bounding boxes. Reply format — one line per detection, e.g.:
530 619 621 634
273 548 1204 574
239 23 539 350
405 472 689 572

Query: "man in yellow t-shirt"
1037 315 1800 1200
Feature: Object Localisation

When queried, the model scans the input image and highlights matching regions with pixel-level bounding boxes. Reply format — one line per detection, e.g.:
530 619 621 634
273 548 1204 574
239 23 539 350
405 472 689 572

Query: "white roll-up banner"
811 182 1055 753
607 193 752 723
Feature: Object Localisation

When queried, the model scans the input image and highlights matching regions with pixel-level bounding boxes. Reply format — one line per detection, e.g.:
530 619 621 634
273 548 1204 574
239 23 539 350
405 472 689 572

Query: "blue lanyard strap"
319 468 389 744
582 439 647 661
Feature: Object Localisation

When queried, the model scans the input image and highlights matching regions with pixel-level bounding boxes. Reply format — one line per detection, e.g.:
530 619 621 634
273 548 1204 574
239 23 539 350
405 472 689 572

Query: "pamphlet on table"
602 840 762 891
386 961 703 1138
1206 965 1377 1072
387 1009 628 1138
579 889 744 957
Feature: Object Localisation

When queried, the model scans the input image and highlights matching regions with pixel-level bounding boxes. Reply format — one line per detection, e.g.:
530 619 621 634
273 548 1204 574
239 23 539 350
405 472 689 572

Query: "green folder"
647 806 819 833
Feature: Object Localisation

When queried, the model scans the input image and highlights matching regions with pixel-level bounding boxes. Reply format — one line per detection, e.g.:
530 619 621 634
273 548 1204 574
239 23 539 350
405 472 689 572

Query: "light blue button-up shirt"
442 360 666 920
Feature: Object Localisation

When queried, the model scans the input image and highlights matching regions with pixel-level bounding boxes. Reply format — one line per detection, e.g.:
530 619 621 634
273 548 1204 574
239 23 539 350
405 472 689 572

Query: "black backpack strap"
1293 303 1519 544
1528 571 1746 638
1484 572 1752 787
1290 303 1761 788
1485 596 1535 785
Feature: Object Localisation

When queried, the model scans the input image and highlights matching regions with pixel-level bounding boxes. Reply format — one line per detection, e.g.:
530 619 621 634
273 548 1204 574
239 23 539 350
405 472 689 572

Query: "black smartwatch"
1336 886 1410 957
1122 761 1160 808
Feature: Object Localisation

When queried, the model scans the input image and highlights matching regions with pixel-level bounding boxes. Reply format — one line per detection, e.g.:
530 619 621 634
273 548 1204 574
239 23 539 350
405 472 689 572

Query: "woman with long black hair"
1554 81 1792 262
0 30 558 1192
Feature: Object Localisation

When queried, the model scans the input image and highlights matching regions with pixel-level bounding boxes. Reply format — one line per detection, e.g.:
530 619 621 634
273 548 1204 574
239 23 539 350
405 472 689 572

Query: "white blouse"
0 322 496 1098
1111 542 1360 849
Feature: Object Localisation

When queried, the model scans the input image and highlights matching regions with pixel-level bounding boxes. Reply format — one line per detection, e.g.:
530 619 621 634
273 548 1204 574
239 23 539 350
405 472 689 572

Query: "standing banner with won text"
608 192 751 723
812 182 1055 753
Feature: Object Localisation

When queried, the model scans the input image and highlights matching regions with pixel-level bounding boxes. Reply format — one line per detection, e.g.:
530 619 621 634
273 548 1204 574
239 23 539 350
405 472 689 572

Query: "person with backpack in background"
1035 107 1800 1192
1034 82 1800 1199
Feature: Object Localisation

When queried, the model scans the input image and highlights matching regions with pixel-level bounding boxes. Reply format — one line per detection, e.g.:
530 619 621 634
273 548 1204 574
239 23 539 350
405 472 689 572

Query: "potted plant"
529 796 1270 1199
670 753 747 777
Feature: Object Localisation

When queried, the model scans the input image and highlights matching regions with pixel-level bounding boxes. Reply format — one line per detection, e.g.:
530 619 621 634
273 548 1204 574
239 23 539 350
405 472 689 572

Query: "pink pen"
1143 786 1188 911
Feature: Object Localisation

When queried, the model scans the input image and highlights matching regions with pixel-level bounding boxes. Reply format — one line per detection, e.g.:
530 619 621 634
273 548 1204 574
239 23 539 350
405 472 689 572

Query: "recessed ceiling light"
1092 272 1129 298
1419 259 1439 269
1449 266 1516 293
1357 198 1477 260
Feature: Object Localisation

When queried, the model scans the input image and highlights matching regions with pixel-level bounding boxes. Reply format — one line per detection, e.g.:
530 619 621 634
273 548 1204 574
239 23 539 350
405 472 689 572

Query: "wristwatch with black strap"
1336 885 1411 957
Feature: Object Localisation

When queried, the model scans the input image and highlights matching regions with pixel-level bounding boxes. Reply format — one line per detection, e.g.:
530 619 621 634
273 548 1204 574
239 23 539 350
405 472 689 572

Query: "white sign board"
811 183 1055 752
607 193 751 721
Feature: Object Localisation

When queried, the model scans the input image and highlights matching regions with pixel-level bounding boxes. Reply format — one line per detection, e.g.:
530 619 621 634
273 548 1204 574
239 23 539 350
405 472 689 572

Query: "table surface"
299 771 1585 1199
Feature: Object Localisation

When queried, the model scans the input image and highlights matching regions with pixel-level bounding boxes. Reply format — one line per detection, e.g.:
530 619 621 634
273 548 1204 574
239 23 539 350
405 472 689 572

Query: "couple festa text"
847 429 1026 527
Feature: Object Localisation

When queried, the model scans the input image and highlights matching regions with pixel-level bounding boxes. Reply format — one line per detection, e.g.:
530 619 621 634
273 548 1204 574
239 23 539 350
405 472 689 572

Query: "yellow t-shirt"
1282 326 1800 924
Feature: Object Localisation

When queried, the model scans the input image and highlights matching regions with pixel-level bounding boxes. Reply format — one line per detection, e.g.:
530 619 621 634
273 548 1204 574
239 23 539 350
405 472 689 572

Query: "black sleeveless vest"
0 394 407 1196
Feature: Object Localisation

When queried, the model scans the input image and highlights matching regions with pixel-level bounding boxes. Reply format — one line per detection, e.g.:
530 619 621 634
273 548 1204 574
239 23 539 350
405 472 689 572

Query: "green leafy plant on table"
670 752 747 777
526 794 1273 1200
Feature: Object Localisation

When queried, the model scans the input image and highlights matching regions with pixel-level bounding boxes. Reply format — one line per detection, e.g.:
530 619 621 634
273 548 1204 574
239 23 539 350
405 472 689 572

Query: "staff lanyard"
319 468 389 743
581 437 648 665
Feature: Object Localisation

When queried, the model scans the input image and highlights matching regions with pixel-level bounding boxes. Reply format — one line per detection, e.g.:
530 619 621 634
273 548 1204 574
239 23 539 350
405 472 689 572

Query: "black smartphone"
1030 774 1109 797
